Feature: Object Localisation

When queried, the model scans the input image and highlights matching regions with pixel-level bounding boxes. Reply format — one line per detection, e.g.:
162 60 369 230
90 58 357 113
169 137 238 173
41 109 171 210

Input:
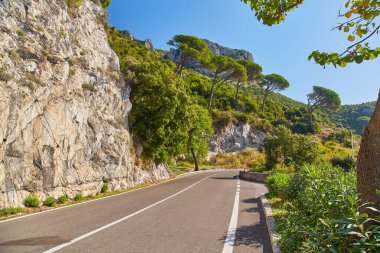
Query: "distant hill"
328 102 375 134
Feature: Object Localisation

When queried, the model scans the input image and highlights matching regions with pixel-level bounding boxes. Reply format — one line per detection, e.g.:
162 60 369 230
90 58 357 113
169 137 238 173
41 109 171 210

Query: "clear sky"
108 0 380 105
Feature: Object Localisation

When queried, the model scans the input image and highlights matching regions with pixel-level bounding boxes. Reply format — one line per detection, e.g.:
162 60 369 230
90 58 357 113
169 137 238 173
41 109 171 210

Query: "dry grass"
210 148 265 168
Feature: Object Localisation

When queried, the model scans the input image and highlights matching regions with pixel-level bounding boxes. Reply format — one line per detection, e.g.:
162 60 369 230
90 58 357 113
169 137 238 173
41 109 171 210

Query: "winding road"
0 170 271 253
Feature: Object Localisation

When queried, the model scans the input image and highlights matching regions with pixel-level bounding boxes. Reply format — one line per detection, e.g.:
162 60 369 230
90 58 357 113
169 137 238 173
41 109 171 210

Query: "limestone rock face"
209 123 265 154
203 39 254 62
0 0 170 208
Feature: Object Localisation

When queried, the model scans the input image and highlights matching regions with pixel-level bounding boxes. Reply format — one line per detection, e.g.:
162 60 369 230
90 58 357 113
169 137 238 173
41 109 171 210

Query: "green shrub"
272 165 367 252
265 173 291 199
25 194 40 207
264 125 319 170
0 206 24 216
57 195 68 204
101 183 108 193
43 197 56 207
74 194 83 201
330 156 356 172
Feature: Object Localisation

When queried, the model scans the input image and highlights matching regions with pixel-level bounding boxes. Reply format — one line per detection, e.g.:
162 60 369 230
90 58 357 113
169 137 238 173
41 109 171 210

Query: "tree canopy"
260 73 290 111
168 35 212 76
241 0 380 67
307 86 341 129
206 55 247 109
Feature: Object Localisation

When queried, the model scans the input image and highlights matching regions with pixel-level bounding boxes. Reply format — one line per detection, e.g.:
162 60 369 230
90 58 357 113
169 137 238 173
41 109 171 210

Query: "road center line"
222 176 240 253
43 173 219 253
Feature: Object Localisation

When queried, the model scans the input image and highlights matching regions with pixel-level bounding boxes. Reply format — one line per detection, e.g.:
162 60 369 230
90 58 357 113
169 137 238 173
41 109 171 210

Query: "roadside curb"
260 194 281 253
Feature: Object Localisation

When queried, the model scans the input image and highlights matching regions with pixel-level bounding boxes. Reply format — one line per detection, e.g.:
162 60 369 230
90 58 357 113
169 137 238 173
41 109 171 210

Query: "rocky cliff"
209 123 265 154
0 0 170 209
166 38 254 76
203 39 253 62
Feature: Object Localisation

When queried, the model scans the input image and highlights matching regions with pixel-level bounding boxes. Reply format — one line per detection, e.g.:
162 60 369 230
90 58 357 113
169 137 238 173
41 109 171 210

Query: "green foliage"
187 105 214 158
264 125 319 169
168 35 212 75
236 59 262 82
329 102 375 134
307 86 341 130
327 128 352 147
260 74 290 111
307 86 341 112
331 156 356 172
57 195 68 204
25 194 40 207
241 0 304 26
269 165 380 252
101 183 108 193
74 194 84 201
265 174 291 199
99 0 111 8
0 206 24 216
43 197 57 207
261 74 290 91
109 29 193 161
242 0 380 67
66 0 83 8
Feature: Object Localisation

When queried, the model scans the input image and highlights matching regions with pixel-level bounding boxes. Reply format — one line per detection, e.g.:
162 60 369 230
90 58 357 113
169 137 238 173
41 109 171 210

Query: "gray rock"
0 0 169 209
209 123 265 153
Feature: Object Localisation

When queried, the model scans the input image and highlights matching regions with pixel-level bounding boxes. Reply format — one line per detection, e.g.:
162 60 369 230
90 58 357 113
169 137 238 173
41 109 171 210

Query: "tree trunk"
191 148 199 171
208 81 216 110
261 91 268 112
235 81 241 105
357 91 380 215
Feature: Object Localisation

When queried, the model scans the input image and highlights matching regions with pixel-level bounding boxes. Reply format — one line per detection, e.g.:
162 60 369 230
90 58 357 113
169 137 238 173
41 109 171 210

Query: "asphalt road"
0 170 271 253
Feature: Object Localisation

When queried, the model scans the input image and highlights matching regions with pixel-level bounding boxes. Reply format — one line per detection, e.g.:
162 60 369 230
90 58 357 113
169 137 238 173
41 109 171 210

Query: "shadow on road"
219 197 272 253
0 236 70 246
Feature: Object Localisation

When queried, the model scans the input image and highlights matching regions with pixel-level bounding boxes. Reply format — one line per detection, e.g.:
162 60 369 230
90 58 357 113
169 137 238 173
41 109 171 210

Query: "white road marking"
0 169 224 224
42 173 218 253
222 176 240 253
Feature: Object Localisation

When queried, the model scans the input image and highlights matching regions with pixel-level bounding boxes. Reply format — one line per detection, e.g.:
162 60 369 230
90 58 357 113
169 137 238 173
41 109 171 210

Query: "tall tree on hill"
307 86 341 130
235 59 262 106
260 74 289 111
167 35 211 77
206 55 247 109
187 105 214 171
241 0 380 211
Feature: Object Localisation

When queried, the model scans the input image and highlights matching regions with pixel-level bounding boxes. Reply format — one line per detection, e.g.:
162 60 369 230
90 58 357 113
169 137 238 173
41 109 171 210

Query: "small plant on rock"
57 195 68 204
25 194 40 207
74 194 83 201
101 183 108 193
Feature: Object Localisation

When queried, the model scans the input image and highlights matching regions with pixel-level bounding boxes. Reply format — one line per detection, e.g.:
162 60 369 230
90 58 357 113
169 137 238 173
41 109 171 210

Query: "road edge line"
222 176 240 253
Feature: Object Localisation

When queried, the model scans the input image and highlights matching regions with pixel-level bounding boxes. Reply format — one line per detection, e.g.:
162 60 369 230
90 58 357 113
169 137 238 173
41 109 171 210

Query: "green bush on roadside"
268 165 380 252
43 197 56 207
265 173 291 199
74 194 83 201
57 195 68 204
0 206 24 216
101 183 108 193
24 194 40 207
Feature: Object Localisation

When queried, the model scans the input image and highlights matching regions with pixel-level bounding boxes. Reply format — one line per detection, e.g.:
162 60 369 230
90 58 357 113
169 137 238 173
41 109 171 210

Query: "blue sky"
108 0 380 105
